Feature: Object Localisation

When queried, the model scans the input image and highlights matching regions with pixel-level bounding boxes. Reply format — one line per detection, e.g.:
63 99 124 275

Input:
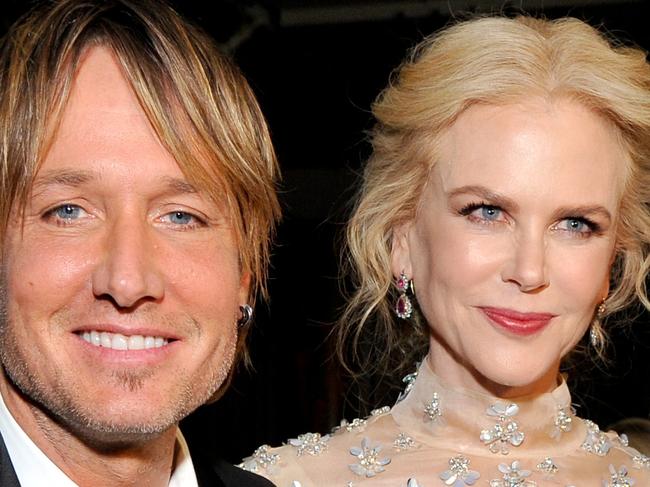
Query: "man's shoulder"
211 458 275 487
0 433 20 487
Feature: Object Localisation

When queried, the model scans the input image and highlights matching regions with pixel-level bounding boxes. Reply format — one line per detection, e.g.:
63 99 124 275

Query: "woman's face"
392 99 624 396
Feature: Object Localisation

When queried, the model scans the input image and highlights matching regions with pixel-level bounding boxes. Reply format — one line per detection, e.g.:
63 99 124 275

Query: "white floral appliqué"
480 403 525 454
550 406 573 439
489 461 536 487
288 432 329 456
603 464 635 487
439 455 480 486
581 420 612 456
348 437 391 477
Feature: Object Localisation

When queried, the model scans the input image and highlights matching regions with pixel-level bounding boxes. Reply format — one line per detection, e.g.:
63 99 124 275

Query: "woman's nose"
501 230 549 293
91 218 164 308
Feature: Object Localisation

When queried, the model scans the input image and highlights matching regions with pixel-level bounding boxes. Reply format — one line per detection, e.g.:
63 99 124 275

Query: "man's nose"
92 218 164 308
500 230 549 293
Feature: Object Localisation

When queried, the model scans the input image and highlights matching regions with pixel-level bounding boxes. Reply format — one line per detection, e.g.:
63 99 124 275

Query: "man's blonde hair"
0 0 281 381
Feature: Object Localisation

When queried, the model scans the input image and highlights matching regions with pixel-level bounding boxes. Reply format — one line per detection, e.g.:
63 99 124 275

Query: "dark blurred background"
2 0 650 464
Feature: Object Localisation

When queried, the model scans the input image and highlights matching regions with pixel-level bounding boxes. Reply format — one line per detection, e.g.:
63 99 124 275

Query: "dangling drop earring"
395 271 413 319
590 299 606 348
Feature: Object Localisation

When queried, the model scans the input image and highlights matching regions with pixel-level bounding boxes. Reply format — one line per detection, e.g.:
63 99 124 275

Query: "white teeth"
113 334 128 350
79 331 169 350
128 335 144 350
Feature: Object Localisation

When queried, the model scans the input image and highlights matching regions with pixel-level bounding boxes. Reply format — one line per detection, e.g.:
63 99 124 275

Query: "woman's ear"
391 222 414 279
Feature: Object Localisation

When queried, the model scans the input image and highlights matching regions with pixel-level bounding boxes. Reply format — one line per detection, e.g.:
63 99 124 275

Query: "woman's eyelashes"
458 201 506 224
457 201 602 237
552 216 601 237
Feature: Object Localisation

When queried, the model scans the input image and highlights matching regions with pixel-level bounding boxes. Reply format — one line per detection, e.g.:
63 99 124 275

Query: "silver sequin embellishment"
335 417 368 434
489 461 536 486
393 432 416 451
480 403 525 454
536 457 558 476
551 406 573 439
632 454 650 470
424 393 441 422
288 432 329 456
371 405 391 416
581 420 612 456
348 437 391 477
439 455 480 486
397 370 418 403
603 464 635 487
239 445 280 474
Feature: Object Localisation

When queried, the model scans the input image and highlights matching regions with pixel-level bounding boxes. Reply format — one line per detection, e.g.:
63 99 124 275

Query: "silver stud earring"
395 272 413 319
237 304 253 328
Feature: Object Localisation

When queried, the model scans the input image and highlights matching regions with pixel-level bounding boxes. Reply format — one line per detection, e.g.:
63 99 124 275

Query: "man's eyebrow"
161 176 198 195
31 171 199 195
33 169 95 189
446 185 519 211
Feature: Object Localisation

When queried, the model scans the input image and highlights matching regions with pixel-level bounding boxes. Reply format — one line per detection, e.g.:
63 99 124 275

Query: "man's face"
0 46 247 443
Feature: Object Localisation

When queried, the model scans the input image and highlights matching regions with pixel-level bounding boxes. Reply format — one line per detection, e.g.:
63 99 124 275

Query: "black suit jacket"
0 432 273 487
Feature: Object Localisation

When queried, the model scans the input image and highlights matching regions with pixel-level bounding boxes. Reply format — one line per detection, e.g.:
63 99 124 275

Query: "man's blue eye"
168 212 193 225
54 204 82 219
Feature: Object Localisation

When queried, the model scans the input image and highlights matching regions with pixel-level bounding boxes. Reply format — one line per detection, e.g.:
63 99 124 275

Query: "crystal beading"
288 432 329 456
424 392 441 422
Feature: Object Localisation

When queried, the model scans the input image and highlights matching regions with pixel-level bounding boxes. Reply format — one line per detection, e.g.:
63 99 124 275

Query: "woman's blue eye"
559 218 592 233
480 206 501 221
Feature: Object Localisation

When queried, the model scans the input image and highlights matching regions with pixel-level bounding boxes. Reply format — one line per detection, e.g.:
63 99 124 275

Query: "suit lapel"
0 432 20 487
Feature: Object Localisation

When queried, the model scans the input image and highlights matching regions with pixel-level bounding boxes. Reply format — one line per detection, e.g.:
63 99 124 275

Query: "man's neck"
0 375 177 487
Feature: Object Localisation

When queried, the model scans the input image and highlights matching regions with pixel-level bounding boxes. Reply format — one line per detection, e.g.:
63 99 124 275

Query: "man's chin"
59 418 178 452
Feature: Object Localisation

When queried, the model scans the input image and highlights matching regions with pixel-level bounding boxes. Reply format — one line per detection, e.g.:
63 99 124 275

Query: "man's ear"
390 222 413 279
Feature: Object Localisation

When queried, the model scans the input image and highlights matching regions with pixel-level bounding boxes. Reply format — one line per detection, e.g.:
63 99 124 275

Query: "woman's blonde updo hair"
338 15 650 384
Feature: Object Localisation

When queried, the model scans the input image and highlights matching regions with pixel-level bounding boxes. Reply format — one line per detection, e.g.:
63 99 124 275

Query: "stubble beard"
0 293 237 449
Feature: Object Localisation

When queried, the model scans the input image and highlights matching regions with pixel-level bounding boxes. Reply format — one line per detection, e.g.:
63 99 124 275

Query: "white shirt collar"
0 390 198 486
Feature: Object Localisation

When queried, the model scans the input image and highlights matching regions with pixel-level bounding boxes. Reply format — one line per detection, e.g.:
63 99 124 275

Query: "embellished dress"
241 360 650 486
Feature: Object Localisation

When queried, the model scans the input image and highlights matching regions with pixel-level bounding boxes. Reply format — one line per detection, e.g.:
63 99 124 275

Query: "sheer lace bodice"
242 360 649 486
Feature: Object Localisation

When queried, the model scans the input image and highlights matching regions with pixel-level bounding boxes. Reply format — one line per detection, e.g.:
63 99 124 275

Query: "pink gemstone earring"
395 272 413 319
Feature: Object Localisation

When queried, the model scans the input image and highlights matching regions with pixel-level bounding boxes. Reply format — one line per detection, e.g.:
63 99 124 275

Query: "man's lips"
480 307 556 336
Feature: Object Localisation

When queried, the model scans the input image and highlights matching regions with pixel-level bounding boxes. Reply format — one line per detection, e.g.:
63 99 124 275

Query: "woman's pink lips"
480 307 555 336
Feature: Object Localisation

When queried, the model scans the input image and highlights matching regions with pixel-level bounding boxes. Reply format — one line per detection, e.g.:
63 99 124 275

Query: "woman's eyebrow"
447 185 518 211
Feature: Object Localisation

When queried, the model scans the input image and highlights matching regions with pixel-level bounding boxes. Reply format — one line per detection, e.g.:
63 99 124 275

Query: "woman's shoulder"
239 406 399 486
